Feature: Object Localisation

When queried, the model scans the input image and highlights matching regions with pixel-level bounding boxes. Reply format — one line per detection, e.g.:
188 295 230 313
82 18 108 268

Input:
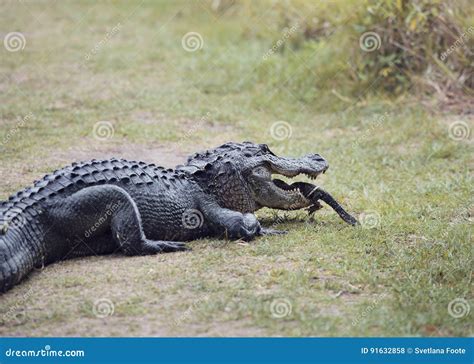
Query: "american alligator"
0 142 357 292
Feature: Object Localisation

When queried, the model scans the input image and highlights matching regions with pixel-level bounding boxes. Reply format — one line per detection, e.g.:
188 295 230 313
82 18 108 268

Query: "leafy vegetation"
212 0 474 102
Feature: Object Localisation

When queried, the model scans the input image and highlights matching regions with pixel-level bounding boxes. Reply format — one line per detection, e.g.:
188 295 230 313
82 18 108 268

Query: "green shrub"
207 0 473 102
353 0 473 95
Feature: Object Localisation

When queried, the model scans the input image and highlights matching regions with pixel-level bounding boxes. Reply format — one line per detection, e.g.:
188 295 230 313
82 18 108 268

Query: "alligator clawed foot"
345 215 359 226
145 240 189 253
164 241 189 252
307 201 323 215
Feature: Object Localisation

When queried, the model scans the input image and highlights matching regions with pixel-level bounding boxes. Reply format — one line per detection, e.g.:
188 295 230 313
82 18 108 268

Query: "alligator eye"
1 222 8 234
260 144 275 156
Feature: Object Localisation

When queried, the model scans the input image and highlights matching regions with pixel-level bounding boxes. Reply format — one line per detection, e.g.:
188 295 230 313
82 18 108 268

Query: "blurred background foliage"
207 0 473 112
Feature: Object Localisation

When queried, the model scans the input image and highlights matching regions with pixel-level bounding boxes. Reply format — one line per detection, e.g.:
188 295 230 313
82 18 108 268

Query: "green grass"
0 1 472 337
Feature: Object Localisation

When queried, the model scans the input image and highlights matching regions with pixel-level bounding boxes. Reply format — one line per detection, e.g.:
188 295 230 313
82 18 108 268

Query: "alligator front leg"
200 202 265 241
49 185 187 256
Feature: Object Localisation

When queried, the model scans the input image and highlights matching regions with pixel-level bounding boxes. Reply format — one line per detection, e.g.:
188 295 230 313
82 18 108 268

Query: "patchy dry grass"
0 1 472 337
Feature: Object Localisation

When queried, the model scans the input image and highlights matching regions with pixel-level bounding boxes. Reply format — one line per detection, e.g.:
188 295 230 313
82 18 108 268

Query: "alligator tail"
0 206 44 292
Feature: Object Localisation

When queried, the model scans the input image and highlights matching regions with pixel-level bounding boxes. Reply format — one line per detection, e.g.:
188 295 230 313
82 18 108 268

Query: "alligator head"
182 141 328 213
